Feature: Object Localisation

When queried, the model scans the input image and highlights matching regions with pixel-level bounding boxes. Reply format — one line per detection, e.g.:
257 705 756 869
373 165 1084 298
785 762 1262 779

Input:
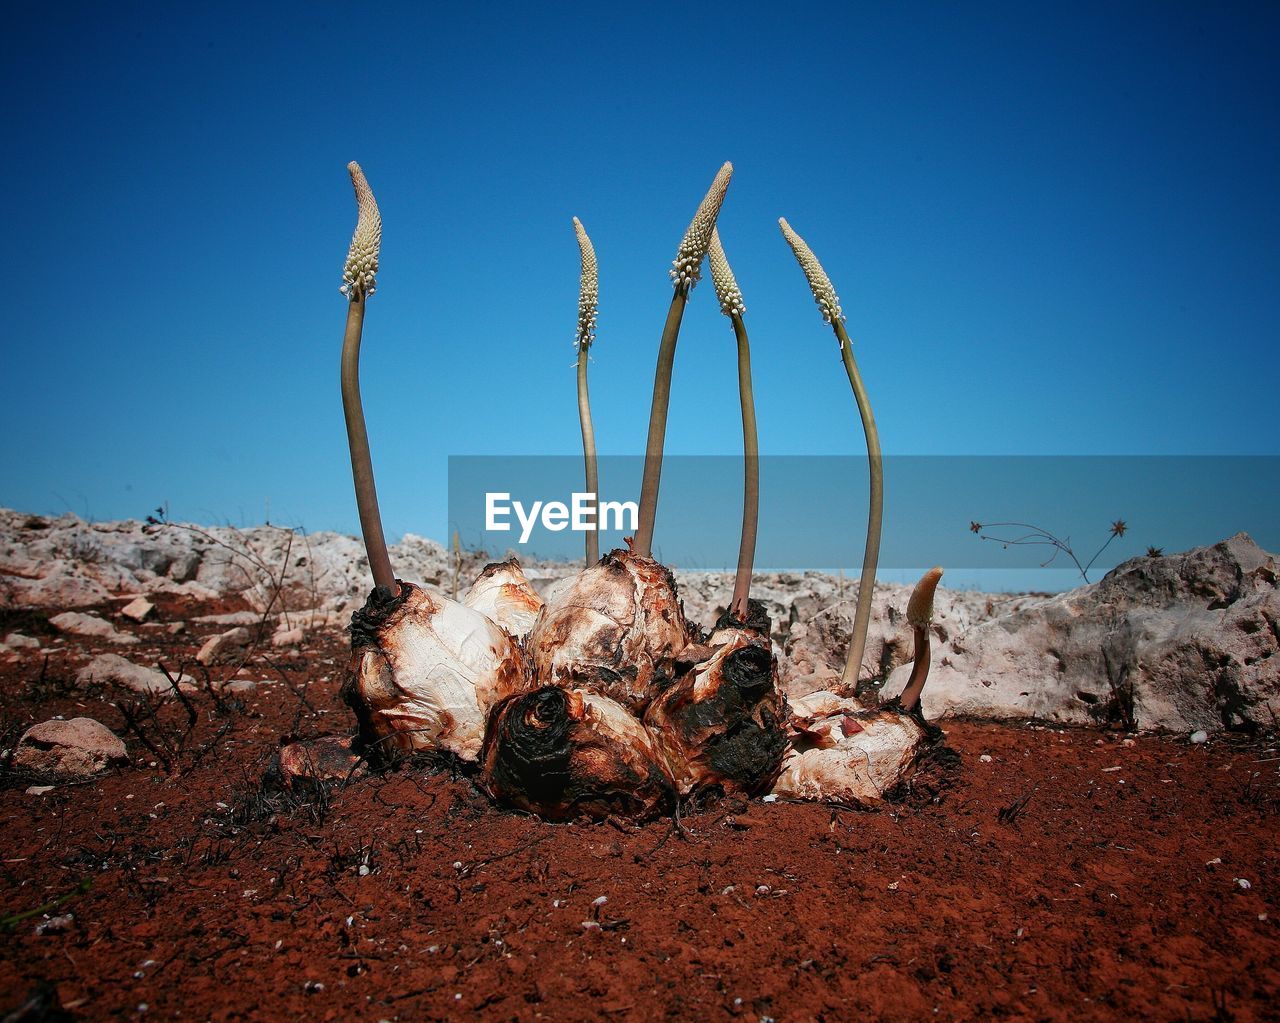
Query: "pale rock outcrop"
882 534 1278 733
120 597 154 622
49 611 138 646
272 627 305 647
197 626 253 666
76 653 194 695
12 718 128 779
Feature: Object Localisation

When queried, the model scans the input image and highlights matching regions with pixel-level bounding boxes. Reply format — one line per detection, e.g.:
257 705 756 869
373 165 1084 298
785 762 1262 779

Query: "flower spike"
906 567 944 628
635 161 735 556
338 162 395 594
778 217 844 325
573 216 599 350
900 567 944 712
342 162 382 299
779 216 880 688
709 228 746 317
669 162 733 294
573 217 601 565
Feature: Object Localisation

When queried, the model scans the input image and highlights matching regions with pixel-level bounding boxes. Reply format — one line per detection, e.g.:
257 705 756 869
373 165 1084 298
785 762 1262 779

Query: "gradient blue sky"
2 3 1277 561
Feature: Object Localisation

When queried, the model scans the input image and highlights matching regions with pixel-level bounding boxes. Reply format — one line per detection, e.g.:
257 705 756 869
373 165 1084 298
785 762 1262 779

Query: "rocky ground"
1 510 1277 1020
3 509 1276 733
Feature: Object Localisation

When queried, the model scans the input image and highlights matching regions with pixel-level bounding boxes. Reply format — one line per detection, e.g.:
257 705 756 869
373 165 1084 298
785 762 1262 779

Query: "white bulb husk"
771 691 927 803
463 560 545 640
349 586 526 761
526 551 692 712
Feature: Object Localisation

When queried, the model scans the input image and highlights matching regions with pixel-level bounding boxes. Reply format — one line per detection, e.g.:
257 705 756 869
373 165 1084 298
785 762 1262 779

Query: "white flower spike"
708 228 746 317
342 161 382 298
573 217 598 350
669 162 733 293
778 217 844 325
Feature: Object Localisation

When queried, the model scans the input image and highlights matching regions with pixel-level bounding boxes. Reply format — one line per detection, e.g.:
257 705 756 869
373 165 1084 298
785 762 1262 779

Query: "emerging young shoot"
709 228 757 621
339 162 397 595
899 566 943 712
778 217 880 687
634 162 733 557
573 217 600 566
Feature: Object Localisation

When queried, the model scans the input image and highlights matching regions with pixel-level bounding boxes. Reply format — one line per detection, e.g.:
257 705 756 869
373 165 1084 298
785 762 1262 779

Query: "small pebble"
34 913 74 935
1190 730 1208 744
1235 878 1252 890
979 754 992 763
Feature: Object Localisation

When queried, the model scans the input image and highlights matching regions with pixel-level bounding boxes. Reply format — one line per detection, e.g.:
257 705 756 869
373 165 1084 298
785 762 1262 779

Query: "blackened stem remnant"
833 319 882 687
729 312 758 620
341 292 397 594
634 291 689 557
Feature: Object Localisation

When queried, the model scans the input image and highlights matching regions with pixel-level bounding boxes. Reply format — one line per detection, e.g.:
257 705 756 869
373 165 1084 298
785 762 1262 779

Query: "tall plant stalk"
572 217 600 566
779 217 880 686
709 229 758 621
634 162 733 558
339 162 397 595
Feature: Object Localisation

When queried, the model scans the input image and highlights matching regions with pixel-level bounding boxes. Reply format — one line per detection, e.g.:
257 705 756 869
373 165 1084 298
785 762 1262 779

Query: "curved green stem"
833 319 882 686
340 294 397 594
634 290 688 558
577 344 600 566
729 313 758 620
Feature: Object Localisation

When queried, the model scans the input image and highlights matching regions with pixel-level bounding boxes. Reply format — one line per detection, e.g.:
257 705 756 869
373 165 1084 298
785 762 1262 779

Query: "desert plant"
779 218 881 688
339 161 397 595
573 216 600 566
634 162 733 557
708 228 757 621
969 518 1128 583
898 566 943 712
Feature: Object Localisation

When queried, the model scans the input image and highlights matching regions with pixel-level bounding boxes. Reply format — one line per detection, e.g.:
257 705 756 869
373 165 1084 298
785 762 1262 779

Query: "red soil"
1 600 1277 1022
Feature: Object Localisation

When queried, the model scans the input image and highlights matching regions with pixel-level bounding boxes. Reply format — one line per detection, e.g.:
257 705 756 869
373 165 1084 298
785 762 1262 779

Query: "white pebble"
1190 730 1208 744
1235 878 1252 890
979 754 992 763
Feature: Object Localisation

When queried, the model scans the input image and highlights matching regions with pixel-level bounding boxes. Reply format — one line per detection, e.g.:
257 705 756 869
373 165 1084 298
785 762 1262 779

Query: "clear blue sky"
2 2 1277 562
